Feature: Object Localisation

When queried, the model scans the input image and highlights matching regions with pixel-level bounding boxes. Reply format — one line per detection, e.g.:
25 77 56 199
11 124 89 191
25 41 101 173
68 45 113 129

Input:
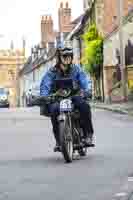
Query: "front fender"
58 113 67 122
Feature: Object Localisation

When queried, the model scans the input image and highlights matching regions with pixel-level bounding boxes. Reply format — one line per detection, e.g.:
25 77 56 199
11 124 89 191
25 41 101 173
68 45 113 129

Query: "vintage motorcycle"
34 78 94 163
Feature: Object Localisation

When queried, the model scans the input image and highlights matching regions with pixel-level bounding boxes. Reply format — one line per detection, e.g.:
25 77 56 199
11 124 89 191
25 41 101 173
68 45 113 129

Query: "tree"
81 24 103 99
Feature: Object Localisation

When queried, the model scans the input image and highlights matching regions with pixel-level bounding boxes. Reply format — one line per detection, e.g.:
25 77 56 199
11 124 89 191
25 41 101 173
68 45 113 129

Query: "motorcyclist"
40 47 95 152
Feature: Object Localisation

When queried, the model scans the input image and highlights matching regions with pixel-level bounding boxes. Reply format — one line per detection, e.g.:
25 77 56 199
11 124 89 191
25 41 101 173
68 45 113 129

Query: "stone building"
103 9 133 102
67 0 133 102
83 0 133 35
96 0 133 102
0 45 25 107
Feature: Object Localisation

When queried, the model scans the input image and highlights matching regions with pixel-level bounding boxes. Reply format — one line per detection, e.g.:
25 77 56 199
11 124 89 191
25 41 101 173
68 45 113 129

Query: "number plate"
60 99 72 112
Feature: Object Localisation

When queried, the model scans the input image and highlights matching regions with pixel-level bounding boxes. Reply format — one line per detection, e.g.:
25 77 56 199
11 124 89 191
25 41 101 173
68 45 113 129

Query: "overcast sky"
0 0 83 55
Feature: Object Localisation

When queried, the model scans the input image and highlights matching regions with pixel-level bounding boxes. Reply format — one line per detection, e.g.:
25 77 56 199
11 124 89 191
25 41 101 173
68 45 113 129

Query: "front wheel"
59 115 73 163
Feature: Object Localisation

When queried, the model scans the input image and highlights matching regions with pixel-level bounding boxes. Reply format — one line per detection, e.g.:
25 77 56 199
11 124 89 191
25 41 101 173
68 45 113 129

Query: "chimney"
41 15 54 48
58 1 72 33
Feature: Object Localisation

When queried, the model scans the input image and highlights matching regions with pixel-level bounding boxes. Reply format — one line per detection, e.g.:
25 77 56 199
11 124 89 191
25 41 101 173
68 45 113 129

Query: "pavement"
0 108 133 200
91 101 133 116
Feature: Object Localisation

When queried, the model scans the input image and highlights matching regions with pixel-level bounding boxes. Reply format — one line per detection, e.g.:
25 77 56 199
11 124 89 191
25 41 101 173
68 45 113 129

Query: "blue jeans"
48 96 94 144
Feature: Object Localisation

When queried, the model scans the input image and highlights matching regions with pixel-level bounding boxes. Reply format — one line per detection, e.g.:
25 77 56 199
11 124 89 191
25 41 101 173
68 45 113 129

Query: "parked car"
87 75 93 99
0 88 10 108
25 87 32 107
26 82 40 106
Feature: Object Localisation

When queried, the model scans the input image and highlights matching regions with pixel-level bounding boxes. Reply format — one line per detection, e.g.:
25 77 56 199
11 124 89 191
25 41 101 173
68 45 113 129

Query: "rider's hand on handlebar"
78 90 92 100
79 90 85 98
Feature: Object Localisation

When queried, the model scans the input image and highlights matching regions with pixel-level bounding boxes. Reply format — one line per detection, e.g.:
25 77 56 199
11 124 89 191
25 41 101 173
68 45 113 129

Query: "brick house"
82 0 133 102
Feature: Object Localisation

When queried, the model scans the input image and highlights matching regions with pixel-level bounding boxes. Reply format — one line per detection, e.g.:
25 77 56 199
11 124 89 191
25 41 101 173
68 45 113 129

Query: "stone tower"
41 15 55 47
58 1 73 33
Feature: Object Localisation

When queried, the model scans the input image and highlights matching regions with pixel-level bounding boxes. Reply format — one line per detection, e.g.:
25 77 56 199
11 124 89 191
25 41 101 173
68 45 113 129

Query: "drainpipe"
117 0 128 102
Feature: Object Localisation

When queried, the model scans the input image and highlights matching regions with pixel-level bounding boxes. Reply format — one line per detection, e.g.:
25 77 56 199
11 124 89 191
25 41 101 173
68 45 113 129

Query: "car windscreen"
0 88 6 95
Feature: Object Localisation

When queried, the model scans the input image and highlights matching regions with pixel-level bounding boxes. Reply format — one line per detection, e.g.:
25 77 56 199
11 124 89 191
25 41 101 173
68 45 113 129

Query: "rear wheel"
78 128 87 157
78 147 87 157
59 115 73 163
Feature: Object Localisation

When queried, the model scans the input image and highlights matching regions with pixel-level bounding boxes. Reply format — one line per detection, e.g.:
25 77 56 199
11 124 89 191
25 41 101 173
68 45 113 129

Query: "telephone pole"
117 0 128 102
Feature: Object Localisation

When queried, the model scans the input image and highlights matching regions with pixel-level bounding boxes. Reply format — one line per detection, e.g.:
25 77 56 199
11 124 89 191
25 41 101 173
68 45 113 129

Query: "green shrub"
81 24 103 98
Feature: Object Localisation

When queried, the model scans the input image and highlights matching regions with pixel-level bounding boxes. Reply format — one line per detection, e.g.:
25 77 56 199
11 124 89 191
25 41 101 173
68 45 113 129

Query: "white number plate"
60 99 72 112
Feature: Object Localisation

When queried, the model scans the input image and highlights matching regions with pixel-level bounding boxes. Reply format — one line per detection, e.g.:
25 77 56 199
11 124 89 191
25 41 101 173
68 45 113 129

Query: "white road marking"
115 192 127 197
128 177 133 182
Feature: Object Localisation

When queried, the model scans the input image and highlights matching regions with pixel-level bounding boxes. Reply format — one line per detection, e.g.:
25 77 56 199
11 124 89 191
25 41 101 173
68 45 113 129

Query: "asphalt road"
0 107 133 200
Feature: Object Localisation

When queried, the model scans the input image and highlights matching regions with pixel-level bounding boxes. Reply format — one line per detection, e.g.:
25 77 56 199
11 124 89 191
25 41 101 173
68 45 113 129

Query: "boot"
54 142 61 152
84 135 95 147
53 129 61 152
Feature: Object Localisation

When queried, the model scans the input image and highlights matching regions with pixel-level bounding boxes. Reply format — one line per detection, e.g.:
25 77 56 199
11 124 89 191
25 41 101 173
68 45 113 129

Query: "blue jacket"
40 64 92 96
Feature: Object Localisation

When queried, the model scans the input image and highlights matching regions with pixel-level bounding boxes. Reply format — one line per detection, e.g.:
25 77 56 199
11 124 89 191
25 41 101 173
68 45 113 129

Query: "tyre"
59 115 73 163
78 128 87 157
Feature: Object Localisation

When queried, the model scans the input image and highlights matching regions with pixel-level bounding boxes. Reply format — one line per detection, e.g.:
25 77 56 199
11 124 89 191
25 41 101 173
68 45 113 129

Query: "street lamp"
117 0 128 102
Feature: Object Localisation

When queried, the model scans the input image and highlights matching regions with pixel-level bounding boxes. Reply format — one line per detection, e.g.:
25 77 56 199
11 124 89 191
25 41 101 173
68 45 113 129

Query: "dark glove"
79 90 92 100
30 97 40 106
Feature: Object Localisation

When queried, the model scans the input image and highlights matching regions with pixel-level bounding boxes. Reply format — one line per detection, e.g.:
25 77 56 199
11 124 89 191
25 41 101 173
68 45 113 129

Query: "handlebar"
32 89 73 106
31 95 56 106
31 90 91 106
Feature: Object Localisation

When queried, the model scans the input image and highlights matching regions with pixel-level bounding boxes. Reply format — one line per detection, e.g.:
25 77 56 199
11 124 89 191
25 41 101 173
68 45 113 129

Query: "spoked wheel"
59 116 73 163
